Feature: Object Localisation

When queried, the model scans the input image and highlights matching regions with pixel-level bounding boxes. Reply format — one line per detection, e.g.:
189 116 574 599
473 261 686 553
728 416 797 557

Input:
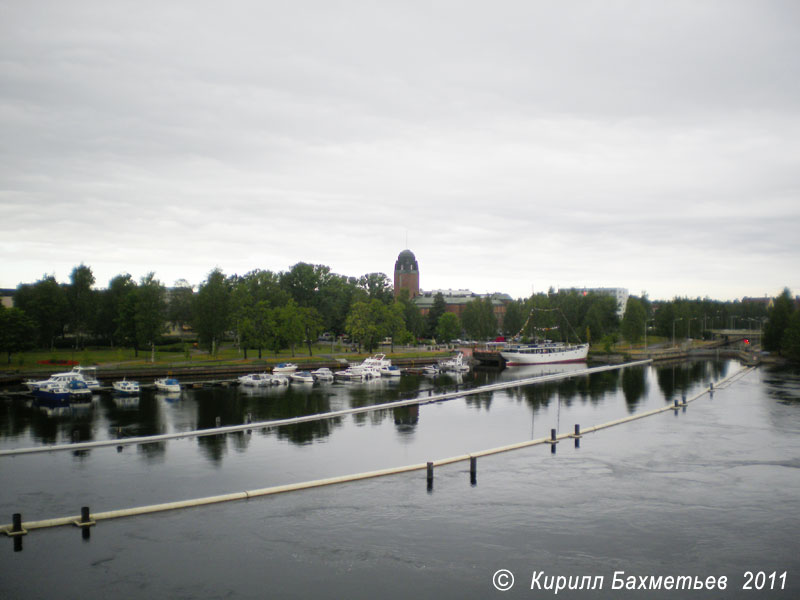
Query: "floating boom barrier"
2 362 755 539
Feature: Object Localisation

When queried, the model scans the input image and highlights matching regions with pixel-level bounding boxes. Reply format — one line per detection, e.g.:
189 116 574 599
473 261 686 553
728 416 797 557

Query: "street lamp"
686 317 697 342
672 318 683 348
644 318 654 351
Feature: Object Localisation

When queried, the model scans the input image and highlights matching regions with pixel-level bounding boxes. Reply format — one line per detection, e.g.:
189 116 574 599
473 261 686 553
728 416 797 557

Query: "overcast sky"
2 1 798 301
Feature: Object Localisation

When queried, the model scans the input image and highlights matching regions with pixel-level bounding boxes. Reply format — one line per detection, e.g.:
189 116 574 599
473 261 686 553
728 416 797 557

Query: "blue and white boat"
154 378 181 393
32 381 71 404
112 379 140 396
272 363 298 374
67 379 93 402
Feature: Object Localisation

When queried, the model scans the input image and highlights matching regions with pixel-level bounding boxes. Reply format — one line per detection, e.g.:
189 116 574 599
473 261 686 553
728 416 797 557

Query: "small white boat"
439 352 470 373
154 377 181 393
272 363 298 374
290 371 315 384
238 373 273 387
71 366 101 390
270 374 290 385
112 379 140 395
423 365 440 376
311 368 334 381
379 365 402 377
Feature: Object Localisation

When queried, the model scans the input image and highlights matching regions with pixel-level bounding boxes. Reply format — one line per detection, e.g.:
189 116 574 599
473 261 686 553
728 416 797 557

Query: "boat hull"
500 343 589 366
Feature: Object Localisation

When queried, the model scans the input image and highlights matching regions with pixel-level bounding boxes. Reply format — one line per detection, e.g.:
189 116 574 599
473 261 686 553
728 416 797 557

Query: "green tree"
277 300 305 356
167 279 194 332
135 273 167 362
301 306 324 356
502 300 526 337
621 297 647 345
358 272 394 304
781 309 800 362
346 299 394 352
281 263 329 308
14 276 69 349
67 264 96 348
0 306 36 364
764 289 794 352
318 274 360 336
461 297 498 340
425 292 447 338
436 312 461 343
193 268 231 355
397 289 424 341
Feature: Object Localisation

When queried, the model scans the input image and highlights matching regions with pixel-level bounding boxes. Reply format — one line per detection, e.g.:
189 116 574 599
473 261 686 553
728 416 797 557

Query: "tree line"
1 263 798 363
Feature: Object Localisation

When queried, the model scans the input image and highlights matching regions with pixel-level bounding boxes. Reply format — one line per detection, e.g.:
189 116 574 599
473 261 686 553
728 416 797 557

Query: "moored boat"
67 379 93 402
270 374 290 385
500 342 589 365
272 363 298 374
154 377 181 393
290 371 315 384
238 373 273 387
32 381 71 404
439 352 470 372
311 368 334 381
112 379 141 395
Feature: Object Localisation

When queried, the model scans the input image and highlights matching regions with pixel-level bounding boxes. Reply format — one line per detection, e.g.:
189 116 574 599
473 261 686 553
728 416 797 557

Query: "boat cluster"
24 366 182 406
23 352 473 406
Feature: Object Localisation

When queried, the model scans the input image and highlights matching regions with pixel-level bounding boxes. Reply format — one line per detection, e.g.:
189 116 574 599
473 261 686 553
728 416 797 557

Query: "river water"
1 360 799 599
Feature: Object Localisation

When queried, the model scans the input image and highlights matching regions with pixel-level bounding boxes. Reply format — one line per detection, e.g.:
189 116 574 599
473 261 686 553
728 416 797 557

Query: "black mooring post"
427 461 434 492
574 424 581 449
682 393 687 406
550 428 557 454
12 513 22 533
470 456 477 486
81 506 91 524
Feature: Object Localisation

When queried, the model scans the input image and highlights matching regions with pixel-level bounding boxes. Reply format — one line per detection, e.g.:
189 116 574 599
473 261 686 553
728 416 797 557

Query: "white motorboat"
272 363 298 374
311 368 334 381
238 373 273 387
334 365 379 381
270 374 290 385
26 365 101 392
290 371 315 384
500 342 589 365
112 379 140 395
423 365 440 376
154 377 181 393
359 354 392 372
439 352 470 372
379 365 402 377
71 366 101 390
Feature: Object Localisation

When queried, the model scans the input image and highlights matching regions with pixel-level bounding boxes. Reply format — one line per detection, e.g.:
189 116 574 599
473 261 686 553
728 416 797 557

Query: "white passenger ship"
500 341 589 365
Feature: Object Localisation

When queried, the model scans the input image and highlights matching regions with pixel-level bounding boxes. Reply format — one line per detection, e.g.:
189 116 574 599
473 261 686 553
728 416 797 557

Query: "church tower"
394 249 419 299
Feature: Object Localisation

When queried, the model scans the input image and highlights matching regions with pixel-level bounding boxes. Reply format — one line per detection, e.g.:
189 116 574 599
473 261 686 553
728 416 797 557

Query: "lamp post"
644 319 654 351
672 318 683 348
686 317 697 342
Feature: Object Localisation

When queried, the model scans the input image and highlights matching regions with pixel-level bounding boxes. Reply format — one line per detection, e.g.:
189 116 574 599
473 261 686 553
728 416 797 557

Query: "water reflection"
0 360 737 464
655 359 729 401
622 367 648 412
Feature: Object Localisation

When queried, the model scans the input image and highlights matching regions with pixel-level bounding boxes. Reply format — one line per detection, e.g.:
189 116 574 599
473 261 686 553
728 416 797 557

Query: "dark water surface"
2 360 799 599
